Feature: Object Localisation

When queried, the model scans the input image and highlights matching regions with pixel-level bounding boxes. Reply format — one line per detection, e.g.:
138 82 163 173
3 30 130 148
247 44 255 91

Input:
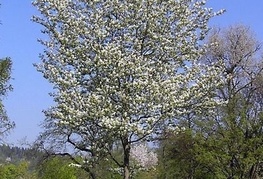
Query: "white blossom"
33 0 224 177
130 143 158 170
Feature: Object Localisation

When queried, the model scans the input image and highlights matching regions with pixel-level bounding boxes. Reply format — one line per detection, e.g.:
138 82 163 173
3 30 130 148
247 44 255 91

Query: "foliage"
157 25 263 179
32 0 224 178
157 129 218 179
0 58 14 139
201 25 263 178
38 157 78 179
0 161 37 179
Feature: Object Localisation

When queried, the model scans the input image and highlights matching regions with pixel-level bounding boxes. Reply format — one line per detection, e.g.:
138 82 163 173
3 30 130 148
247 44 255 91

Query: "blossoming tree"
33 0 224 178
130 143 158 170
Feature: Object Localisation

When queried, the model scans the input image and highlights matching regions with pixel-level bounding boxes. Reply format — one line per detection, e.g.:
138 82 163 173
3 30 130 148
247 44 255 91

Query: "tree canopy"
32 0 224 178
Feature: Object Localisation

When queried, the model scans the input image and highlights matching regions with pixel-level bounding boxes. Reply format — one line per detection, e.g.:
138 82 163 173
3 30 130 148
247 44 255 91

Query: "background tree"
32 0 224 178
129 143 158 178
37 157 82 179
0 57 14 140
157 24 263 179
201 24 263 178
0 4 14 140
159 25 263 179
0 161 37 179
157 128 219 179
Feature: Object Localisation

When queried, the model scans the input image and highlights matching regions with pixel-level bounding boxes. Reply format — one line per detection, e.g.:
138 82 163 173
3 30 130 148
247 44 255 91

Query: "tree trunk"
249 164 258 179
124 164 130 179
123 138 131 179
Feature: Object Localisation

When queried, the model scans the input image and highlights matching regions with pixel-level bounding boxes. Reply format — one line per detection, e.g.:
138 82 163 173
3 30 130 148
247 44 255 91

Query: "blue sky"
0 1 263 146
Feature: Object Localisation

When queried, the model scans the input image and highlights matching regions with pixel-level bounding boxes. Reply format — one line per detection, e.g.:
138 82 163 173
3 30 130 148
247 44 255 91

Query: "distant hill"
0 144 44 170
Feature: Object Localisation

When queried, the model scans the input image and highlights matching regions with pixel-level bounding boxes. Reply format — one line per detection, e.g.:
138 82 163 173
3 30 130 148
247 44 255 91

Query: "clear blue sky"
0 1 262 146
